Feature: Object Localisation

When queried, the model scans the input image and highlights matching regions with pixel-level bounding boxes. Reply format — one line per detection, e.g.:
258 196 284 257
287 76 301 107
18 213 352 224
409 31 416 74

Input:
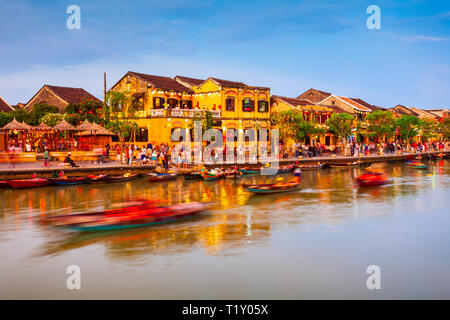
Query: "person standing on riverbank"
43 148 49 167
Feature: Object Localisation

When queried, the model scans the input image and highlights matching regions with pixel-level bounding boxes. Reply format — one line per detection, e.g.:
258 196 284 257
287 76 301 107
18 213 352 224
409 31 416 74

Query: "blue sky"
0 0 449 109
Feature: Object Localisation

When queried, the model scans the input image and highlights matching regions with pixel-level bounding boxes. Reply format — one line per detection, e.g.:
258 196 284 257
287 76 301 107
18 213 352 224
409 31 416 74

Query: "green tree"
0 112 14 127
65 97 105 126
10 108 30 123
271 109 324 145
28 103 59 125
366 110 395 143
106 120 138 149
40 113 64 127
326 113 354 149
188 111 214 134
395 115 419 149
440 118 450 141
418 119 438 143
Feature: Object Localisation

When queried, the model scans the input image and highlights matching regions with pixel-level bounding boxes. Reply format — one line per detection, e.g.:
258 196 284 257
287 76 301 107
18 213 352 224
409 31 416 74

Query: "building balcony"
149 109 221 118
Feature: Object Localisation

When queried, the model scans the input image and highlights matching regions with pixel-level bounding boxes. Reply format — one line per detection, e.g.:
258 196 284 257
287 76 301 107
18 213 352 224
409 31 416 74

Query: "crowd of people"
112 143 170 170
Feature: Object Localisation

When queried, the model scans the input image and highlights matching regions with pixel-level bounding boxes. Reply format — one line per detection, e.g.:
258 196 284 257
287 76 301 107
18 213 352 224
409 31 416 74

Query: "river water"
1 160 449 299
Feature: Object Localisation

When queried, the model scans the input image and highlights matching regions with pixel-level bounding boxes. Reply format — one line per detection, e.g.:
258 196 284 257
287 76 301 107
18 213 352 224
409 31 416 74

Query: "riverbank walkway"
0 150 448 179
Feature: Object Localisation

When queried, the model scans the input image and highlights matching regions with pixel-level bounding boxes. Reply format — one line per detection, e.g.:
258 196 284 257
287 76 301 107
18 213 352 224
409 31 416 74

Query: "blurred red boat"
41 200 210 231
356 171 389 187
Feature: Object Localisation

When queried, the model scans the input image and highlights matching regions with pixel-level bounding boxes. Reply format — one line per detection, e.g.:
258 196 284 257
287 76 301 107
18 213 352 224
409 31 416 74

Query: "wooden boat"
182 172 202 180
147 172 178 182
243 169 302 194
48 177 87 185
5 178 52 189
0 181 8 188
329 161 360 168
243 182 300 194
41 201 209 232
296 164 323 171
224 170 243 179
237 167 260 175
86 173 138 184
201 169 223 181
277 165 295 173
356 171 389 187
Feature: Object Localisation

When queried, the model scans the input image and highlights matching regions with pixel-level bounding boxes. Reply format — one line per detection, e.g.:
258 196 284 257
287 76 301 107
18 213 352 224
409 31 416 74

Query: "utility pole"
103 72 107 103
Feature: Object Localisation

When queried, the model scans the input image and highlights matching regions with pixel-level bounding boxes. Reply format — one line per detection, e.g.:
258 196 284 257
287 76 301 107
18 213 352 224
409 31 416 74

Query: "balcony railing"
150 109 221 118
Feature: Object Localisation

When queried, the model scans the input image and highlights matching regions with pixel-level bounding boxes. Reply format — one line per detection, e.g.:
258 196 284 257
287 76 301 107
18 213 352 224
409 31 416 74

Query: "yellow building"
109 71 271 147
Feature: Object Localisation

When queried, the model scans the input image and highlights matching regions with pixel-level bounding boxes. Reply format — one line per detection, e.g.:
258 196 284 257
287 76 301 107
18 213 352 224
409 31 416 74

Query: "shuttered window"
226 98 235 112
258 100 268 112
153 97 165 109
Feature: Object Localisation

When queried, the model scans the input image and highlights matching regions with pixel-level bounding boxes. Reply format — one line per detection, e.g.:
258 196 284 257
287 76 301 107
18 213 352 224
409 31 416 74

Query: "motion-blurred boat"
356 171 389 187
40 201 210 231
407 161 429 169
329 161 360 168
147 172 178 182
86 173 138 184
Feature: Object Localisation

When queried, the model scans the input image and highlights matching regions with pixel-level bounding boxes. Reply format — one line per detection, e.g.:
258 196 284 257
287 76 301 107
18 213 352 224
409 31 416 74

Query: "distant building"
23 85 102 113
0 96 14 112
427 109 449 120
270 95 340 147
297 88 332 103
318 94 372 120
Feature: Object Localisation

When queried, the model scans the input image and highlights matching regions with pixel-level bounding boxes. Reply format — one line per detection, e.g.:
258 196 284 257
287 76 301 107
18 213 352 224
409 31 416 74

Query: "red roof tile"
46 85 102 105
0 96 14 112
338 96 372 112
129 72 193 93
174 75 204 87
272 95 314 107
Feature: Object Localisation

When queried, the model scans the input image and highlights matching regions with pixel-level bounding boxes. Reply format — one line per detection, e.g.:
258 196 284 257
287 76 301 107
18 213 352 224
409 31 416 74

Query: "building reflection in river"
0 160 448 261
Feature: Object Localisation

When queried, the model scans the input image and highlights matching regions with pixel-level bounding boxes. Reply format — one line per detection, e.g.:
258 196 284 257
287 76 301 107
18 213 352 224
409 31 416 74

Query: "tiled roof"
393 105 419 116
296 88 332 100
174 75 204 87
338 96 372 112
46 85 102 105
350 98 382 111
272 95 314 107
129 72 194 93
209 77 249 89
0 96 14 112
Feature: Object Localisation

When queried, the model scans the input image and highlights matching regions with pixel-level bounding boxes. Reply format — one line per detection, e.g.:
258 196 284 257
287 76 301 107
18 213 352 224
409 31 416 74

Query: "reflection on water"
1 160 449 298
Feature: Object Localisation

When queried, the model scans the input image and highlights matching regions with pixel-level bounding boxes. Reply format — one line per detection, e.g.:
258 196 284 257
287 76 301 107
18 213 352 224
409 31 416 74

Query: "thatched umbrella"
1 118 32 148
21 121 32 130
76 120 112 150
53 119 76 131
52 120 77 151
1 118 27 130
32 122 52 131
78 127 114 136
76 119 97 132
